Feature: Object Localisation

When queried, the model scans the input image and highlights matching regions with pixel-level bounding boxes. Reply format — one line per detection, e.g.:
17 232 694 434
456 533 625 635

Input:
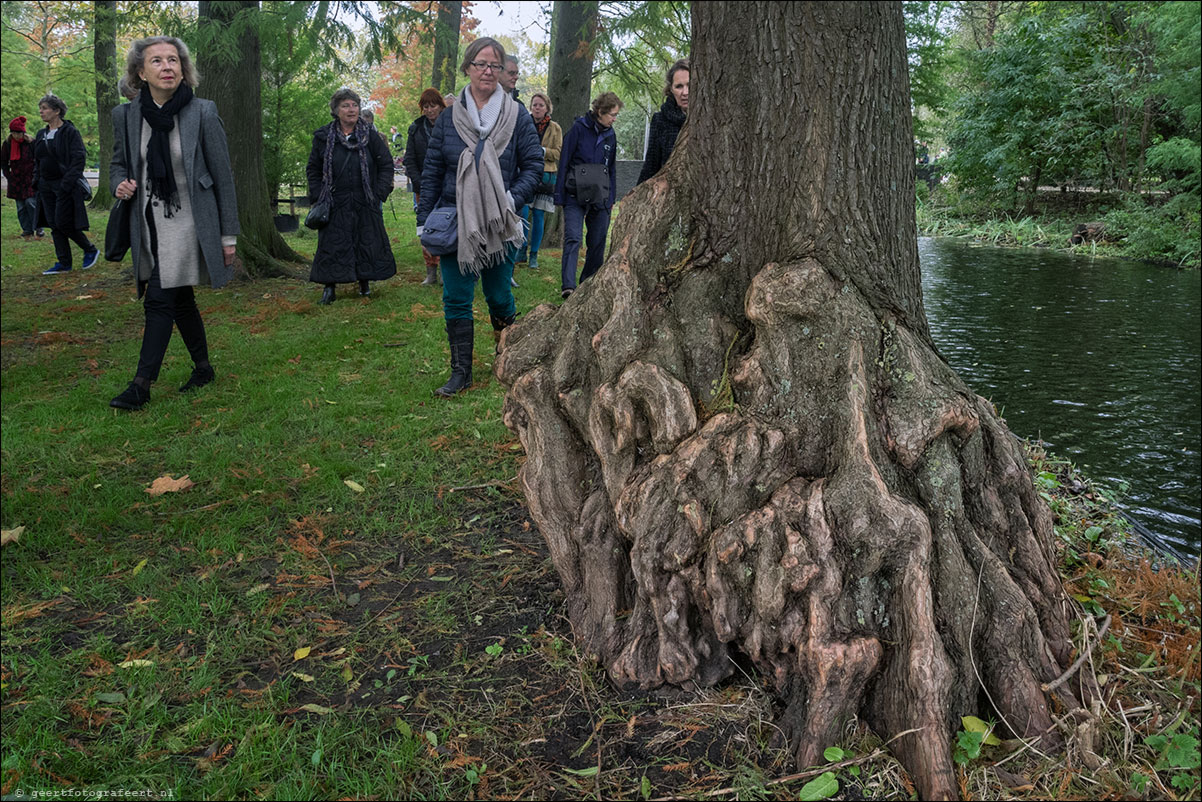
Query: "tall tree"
547 0 598 129
430 0 462 94
196 0 300 277
496 4 1093 799
90 0 118 212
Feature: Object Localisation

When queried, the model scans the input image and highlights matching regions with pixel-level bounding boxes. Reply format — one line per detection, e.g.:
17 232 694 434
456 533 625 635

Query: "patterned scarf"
534 115 550 140
320 119 375 205
139 82 194 218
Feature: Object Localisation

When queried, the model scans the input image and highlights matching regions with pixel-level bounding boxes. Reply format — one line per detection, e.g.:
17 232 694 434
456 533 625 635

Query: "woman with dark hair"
636 58 689 185
403 88 446 286
108 36 239 410
306 87 396 304
33 94 99 274
416 36 543 397
524 92 562 271
554 91 622 298
1 116 41 238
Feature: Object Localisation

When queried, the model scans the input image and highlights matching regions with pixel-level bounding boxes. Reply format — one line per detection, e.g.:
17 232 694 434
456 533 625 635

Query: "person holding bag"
108 36 239 411
554 91 622 299
306 87 396 305
33 95 99 274
524 92 562 272
416 37 543 397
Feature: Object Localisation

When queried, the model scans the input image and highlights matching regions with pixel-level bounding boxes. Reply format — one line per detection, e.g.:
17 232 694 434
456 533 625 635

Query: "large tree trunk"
544 0 598 248
496 4 1091 800
430 0 462 94
90 0 118 212
197 0 300 278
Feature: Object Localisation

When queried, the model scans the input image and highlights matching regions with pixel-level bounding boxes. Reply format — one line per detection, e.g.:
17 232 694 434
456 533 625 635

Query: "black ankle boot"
110 381 150 410
318 285 335 305
180 364 215 393
359 280 370 296
490 313 517 355
436 319 474 397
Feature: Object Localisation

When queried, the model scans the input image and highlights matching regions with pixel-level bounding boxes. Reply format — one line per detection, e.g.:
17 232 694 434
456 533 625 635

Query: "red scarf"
7 137 20 161
534 116 550 140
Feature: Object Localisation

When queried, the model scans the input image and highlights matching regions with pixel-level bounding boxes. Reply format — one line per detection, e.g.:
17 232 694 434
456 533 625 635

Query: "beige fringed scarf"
451 87 525 275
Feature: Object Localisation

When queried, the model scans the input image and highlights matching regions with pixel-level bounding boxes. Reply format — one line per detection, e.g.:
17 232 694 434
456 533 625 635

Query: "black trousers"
50 227 93 267
135 205 208 382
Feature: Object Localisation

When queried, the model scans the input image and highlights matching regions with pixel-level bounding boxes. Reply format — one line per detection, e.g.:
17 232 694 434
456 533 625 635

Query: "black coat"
33 120 89 231
306 125 397 284
636 97 686 185
402 115 433 191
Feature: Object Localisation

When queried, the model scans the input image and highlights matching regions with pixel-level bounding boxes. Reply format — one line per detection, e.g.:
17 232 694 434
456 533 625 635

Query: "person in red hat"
0 116 42 238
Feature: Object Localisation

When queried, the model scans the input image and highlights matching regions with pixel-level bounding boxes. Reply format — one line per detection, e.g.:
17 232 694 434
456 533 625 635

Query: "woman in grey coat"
109 35 240 411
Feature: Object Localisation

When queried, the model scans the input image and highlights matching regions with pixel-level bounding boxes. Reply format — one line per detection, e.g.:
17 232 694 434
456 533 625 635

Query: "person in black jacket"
306 88 396 305
403 88 446 286
33 95 98 274
554 92 622 298
636 58 689 185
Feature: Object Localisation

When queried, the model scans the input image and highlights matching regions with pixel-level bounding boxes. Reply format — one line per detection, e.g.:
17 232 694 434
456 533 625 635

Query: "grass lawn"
2 195 1198 800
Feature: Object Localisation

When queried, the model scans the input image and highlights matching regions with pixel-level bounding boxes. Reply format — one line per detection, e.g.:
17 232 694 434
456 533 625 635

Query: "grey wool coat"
110 95 239 294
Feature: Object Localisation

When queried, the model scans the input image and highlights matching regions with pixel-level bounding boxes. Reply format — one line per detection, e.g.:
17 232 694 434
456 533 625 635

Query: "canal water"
918 238 1201 557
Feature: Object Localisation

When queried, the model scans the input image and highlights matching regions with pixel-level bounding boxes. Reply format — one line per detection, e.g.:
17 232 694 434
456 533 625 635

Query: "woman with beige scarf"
416 37 543 397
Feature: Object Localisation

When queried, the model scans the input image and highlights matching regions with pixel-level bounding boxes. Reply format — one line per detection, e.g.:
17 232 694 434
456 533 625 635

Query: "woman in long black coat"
33 94 99 274
636 58 689 185
306 88 396 304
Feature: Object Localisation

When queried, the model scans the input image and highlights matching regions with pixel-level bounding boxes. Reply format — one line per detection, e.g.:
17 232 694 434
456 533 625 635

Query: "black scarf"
140 82 194 218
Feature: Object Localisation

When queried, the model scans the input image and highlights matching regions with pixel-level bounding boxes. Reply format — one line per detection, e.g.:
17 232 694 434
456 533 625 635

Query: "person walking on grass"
33 95 99 274
524 92 562 272
306 88 397 305
555 91 622 299
108 36 239 411
1 116 42 239
416 37 543 397
403 88 447 286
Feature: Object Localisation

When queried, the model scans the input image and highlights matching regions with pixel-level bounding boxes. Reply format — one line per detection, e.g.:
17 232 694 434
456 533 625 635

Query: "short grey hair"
506 54 519 68
329 87 362 118
460 37 507 76
38 94 68 118
122 36 201 96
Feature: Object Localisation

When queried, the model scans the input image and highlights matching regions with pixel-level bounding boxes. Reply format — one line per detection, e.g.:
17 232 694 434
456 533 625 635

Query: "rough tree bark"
90 0 118 212
197 0 300 278
430 0 462 94
544 0 599 248
496 4 1093 800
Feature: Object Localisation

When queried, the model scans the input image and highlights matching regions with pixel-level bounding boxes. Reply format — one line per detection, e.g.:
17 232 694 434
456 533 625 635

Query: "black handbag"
566 163 609 207
104 199 132 262
104 106 133 262
304 198 331 230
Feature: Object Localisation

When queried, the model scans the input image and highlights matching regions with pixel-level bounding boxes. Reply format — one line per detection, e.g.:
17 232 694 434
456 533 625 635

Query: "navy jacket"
555 112 618 209
416 99 543 226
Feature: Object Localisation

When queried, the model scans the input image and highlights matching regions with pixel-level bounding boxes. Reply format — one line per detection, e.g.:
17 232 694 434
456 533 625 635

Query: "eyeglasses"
469 61 503 73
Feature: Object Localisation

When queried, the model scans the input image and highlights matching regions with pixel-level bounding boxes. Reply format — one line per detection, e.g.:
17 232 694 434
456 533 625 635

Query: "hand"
116 179 137 201
223 245 236 266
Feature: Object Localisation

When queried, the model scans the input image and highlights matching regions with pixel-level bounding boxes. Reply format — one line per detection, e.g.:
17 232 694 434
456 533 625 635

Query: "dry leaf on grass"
147 475 195 496
2 525 25 547
344 479 365 493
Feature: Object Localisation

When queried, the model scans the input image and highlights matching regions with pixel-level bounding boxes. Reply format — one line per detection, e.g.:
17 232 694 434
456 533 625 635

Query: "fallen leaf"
132 558 149 576
118 659 155 669
95 692 126 704
245 582 270 596
293 646 312 661
291 672 315 682
344 479 365 493
1 525 24 547
146 474 194 496
300 703 334 715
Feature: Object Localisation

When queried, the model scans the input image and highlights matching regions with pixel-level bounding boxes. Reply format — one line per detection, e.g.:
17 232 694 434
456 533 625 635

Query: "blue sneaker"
81 249 100 270
43 262 71 275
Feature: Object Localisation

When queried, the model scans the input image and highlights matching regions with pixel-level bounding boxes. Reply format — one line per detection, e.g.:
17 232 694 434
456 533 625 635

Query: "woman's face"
530 96 548 121
596 107 619 129
422 102 441 122
39 103 60 124
671 69 690 110
337 98 360 129
140 42 182 97
468 46 501 96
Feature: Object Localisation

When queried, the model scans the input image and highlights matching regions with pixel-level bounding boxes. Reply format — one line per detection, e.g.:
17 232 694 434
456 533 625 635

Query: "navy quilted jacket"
416 99 543 225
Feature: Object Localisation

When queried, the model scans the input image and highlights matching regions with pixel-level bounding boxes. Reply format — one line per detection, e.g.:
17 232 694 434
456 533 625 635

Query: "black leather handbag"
566 163 609 207
104 105 133 262
304 198 331 230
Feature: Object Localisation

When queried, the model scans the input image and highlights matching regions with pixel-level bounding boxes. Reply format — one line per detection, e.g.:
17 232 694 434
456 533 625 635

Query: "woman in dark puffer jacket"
403 88 446 285
636 58 689 185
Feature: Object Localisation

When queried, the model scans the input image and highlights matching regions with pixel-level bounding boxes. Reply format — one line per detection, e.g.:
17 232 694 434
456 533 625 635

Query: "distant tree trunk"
544 0 599 247
198 0 300 278
431 0 463 94
90 0 118 211
497 4 1093 800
